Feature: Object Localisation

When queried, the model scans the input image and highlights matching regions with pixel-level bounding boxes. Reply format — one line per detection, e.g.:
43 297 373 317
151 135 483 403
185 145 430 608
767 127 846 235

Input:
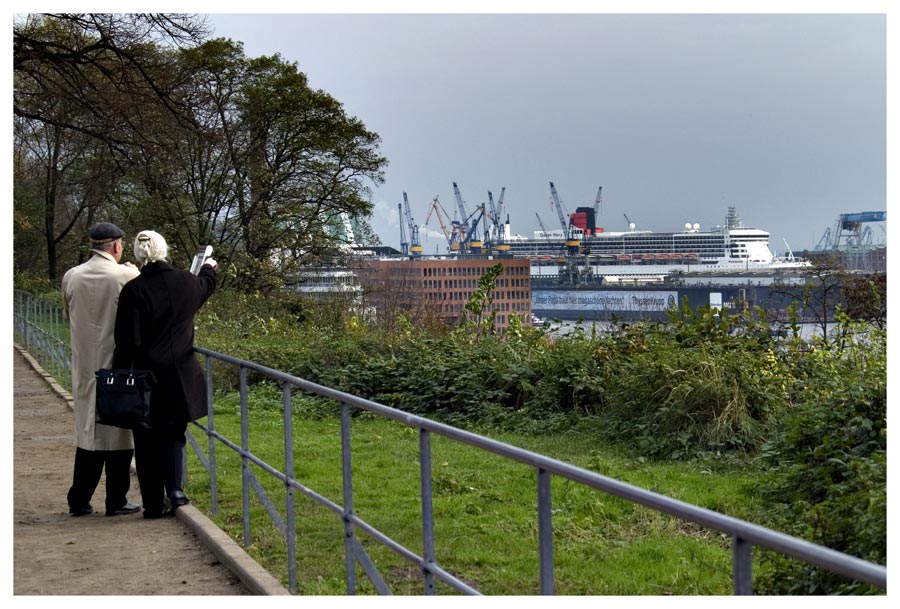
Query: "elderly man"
61 222 141 516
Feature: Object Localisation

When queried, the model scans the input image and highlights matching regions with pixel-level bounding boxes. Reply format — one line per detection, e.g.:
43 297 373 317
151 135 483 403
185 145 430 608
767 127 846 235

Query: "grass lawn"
185 391 768 595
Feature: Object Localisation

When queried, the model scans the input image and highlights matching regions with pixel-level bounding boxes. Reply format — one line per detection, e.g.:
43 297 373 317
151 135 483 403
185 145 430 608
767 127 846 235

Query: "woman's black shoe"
169 490 190 508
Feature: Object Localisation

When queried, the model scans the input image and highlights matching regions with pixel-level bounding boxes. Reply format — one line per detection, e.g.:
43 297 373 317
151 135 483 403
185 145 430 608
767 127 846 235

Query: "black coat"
114 261 217 424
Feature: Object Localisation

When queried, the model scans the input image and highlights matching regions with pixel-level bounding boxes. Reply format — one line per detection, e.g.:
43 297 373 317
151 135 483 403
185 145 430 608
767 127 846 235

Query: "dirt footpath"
13 347 250 595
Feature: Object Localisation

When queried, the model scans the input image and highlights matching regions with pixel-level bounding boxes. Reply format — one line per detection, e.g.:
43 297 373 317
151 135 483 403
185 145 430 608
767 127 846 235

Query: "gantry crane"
814 211 887 271
402 191 423 256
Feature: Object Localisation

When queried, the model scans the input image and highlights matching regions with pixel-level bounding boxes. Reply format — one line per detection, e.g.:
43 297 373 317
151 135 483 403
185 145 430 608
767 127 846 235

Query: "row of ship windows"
301 277 356 287
518 245 730 255
427 291 531 302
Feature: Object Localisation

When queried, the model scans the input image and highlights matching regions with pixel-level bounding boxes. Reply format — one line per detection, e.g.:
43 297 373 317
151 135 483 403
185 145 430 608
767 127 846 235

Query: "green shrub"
753 322 886 594
578 307 795 460
14 272 62 304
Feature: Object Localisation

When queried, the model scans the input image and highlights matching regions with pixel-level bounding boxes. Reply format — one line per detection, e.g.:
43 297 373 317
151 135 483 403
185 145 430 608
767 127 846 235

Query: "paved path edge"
13 343 291 596
176 505 291 595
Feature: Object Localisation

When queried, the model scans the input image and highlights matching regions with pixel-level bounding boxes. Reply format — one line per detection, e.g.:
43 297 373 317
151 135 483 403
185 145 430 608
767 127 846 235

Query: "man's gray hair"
92 239 119 253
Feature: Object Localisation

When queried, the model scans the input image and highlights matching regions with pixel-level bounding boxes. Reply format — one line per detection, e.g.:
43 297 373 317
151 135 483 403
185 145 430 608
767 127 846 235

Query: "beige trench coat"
61 249 140 451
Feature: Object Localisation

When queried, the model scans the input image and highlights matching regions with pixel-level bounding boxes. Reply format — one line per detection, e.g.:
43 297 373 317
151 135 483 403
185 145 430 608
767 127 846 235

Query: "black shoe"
106 502 141 517
142 506 174 519
169 490 190 508
69 504 93 517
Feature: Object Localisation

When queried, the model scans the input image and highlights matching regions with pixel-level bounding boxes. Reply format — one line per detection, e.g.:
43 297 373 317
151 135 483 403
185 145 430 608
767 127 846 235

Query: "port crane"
548 181 570 234
492 187 510 253
549 181 580 254
452 182 470 245
495 187 507 230
814 211 887 272
424 196 454 248
815 211 887 251
402 191 423 256
462 204 486 253
487 190 499 242
397 203 408 256
593 186 602 220
535 213 550 238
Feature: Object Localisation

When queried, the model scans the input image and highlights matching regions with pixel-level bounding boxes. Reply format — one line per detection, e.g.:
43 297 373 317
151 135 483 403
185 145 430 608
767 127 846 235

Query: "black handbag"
94 368 156 430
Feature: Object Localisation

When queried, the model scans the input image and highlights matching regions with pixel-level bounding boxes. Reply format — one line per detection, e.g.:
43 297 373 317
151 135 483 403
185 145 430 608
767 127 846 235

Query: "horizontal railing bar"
193 426 298 493
195 346 886 590
286 478 344 515
195 424 355 523
346 513 423 565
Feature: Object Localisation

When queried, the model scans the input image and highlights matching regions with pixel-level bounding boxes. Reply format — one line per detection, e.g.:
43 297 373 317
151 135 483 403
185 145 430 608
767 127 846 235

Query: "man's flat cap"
89 222 125 242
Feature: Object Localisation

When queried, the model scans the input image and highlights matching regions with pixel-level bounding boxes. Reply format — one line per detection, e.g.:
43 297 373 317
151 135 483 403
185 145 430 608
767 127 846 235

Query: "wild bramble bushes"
754 323 886 594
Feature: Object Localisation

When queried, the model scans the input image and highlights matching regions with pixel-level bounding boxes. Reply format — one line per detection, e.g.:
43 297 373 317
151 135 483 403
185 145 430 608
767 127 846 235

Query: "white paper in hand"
189 245 213 275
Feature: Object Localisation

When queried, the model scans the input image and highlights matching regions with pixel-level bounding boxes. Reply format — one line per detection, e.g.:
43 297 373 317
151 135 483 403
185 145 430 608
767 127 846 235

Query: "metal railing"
13 290 888 595
13 290 72 391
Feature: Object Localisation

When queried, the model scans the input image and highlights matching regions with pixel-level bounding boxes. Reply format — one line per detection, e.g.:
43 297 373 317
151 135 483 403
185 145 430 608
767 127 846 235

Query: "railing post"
240 366 251 546
205 356 218 515
732 535 753 595
29 294 36 351
55 304 62 383
283 382 298 593
51 304 58 381
37 299 43 355
537 468 554 595
419 428 436 595
341 402 357 595
25 293 32 351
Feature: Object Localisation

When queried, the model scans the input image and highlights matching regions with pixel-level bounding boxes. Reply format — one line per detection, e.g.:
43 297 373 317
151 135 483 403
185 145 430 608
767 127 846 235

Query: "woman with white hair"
113 230 218 518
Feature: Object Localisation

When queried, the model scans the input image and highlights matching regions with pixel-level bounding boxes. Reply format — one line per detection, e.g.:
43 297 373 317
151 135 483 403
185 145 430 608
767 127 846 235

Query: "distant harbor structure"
296 184 885 326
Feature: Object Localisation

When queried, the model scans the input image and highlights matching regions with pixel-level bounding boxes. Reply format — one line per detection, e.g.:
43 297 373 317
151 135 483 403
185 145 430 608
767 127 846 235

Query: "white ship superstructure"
507 208 810 280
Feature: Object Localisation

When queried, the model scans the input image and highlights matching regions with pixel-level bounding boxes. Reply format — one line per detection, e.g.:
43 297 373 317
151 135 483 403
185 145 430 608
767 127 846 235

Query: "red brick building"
356 257 532 330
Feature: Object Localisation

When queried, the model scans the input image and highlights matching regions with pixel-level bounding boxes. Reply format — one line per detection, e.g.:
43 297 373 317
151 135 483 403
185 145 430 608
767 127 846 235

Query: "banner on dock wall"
532 290 679 313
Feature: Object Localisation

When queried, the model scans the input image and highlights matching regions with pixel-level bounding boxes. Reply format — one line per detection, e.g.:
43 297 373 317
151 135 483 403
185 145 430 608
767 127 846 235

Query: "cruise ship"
498 207 810 282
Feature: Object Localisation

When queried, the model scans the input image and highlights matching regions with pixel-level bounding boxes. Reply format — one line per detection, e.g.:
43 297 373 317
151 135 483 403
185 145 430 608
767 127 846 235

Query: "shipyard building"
354 258 532 331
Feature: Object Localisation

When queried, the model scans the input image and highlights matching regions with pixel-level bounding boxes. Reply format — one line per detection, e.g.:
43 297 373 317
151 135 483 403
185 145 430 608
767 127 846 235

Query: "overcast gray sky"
207 11 886 254
1 4 892 569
